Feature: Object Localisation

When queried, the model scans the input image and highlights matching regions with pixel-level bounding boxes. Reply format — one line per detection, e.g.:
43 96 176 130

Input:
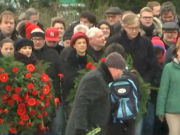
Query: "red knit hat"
70 32 89 48
151 36 165 50
45 27 59 41
25 22 40 38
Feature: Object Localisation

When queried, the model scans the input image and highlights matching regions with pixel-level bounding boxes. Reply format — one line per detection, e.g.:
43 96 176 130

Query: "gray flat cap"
105 7 122 14
162 22 179 30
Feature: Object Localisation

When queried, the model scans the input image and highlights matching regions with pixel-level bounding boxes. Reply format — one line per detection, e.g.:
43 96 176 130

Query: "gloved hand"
54 98 60 108
75 129 86 135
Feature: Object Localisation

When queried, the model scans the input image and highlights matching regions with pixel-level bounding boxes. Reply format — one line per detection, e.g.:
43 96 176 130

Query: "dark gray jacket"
65 62 114 135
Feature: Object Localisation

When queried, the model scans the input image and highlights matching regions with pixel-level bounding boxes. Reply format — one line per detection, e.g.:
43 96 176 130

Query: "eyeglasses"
142 16 153 20
125 25 140 31
106 15 116 19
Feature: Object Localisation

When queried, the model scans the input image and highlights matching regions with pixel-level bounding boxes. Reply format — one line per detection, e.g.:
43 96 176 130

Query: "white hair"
74 24 89 34
86 27 101 38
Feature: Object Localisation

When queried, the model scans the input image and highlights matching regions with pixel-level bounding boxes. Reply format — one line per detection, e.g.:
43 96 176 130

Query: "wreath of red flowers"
0 58 55 134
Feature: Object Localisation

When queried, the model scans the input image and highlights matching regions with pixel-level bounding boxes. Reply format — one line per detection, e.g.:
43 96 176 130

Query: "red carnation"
17 107 26 116
100 58 106 62
91 65 96 70
26 73 31 78
19 121 24 125
12 67 19 73
0 118 3 124
43 85 50 95
40 106 45 110
58 74 64 78
15 87 21 93
0 68 4 71
10 128 17 134
32 90 38 95
43 111 48 117
24 126 29 129
5 85 12 92
30 109 36 115
39 123 46 130
12 94 19 101
36 100 40 105
86 62 92 69
37 114 43 118
27 98 36 106
20 114 29 121
45 98 50 106
39 95 44 100
41 73 49 82
49 94 52 99
28 122 33 126
132 69 136 73
28 83 34 89
9 121 14 126
26 64 35 72
0 73 8 82
3 109 9 113
8 99 14 106
18 103 25 108
2 93 9 102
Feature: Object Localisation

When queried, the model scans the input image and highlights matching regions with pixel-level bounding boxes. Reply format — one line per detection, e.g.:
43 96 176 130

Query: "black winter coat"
87 45 104 62
65 62 114 135
61 50 87 102
106 30 161 84
33 45 61 98
0 30 20 42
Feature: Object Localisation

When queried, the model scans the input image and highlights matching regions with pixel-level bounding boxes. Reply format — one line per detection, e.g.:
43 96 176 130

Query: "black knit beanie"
15 38 33 51
105 52 125 69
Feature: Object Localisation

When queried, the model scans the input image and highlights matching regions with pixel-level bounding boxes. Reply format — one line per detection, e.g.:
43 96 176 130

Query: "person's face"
153 5 160 17
80 18 93 28
0 42 14 56
123 20 140 40
0 15 15 36
163 30 178 44
89 30 105 48
18 46 32 57
106 14 121 26
140 11 153 27
99 24 110 38
29 14 39 24
46 41 58 47
111 68 123 80
161 11 175 23
53 23 65 38
31 37 45 50
63 39 70 48
73 38 87 55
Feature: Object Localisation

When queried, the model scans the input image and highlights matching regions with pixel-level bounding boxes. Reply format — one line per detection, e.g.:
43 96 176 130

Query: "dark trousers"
142 102 154 135
106 119 136 135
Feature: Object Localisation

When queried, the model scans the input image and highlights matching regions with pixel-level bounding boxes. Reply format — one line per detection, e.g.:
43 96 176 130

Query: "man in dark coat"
106 13 161 135
0 11 20 41
86 27 106 62
65 52 126 135
30 28 66 135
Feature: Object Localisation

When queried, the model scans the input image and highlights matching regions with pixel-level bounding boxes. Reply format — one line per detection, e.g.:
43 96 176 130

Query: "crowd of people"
0 1 180 135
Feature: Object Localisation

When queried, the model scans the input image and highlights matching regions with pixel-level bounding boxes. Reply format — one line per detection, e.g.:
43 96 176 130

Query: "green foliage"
86 127 101 135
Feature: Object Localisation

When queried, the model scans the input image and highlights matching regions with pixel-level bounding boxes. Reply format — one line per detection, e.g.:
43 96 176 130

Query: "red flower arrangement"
0 56 55 134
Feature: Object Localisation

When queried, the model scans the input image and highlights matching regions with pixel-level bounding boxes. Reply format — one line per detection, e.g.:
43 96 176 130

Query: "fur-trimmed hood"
137 14 163 38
